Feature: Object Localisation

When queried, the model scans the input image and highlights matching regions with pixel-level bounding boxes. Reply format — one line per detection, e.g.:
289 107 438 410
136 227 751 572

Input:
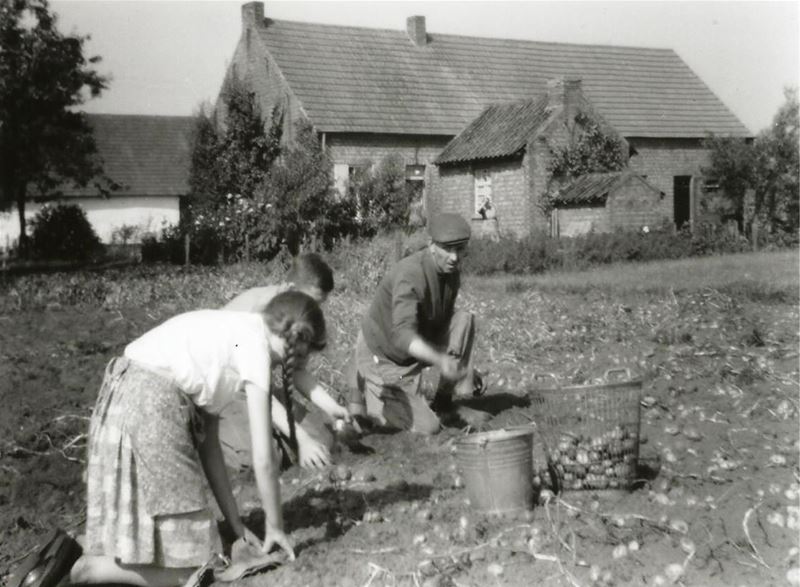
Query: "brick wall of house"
327 134 452 217
326 134 450 167
528 137 554 234
627 138 711 225
431 165 473 221
607 179 670 230
431 157 529 238
489 157 528 238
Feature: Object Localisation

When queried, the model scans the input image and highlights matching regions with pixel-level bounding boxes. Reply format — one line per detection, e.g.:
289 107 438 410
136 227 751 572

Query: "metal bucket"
455 428 535 514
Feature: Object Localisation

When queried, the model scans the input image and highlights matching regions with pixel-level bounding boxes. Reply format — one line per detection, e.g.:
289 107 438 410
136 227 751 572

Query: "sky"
49 1 799 135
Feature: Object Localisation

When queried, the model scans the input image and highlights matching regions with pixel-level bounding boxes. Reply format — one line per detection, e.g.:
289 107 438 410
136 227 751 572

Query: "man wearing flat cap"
348 213 486 435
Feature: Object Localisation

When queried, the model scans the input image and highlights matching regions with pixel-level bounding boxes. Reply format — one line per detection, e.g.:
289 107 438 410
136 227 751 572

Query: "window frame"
473 166 493 218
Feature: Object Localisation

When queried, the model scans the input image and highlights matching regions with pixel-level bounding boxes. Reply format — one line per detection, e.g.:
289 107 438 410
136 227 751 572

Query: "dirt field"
1 251 798 586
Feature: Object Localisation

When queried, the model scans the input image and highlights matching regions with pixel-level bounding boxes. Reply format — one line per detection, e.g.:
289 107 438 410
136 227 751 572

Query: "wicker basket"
530 369 642 492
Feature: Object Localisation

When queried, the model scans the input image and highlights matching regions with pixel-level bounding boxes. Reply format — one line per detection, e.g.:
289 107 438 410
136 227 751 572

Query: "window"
702 178 720 194
333 164 349 198
406 164 425 182
474 167 493 218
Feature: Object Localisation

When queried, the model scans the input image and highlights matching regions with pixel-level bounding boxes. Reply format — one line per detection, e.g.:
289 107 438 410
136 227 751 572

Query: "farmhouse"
222 1 751 237
0 114 193 247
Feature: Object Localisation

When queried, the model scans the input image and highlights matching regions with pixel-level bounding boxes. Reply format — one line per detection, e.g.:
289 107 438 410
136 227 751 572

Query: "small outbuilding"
549 171 666 237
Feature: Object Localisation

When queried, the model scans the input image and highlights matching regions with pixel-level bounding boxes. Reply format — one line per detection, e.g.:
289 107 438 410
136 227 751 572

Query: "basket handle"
533 372 560 386
604 368 631 382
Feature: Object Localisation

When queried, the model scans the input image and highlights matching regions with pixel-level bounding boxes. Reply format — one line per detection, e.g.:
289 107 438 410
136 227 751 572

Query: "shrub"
140 222 224 266
179 120 349 264
324 231 405 295
464 233 561 275
28 203 103 261
350 154 416 234
462 222 791 276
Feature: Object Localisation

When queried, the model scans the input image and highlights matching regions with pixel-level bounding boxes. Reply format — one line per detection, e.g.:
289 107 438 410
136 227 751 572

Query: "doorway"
673 176 692 229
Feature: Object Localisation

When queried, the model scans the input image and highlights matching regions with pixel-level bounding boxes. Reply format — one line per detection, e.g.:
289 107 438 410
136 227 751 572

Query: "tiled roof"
60 114 193 197
435 96 550 164
552 171 663 205
256 18 751 138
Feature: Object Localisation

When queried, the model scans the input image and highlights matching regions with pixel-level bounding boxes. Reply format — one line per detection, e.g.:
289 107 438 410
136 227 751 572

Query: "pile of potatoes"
546 425 639 490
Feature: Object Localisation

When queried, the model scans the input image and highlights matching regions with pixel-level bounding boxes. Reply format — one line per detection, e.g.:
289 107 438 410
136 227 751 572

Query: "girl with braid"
53 291 328 587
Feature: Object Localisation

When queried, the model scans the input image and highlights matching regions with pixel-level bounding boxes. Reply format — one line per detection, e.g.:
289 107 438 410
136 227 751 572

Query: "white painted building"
0 114 192 248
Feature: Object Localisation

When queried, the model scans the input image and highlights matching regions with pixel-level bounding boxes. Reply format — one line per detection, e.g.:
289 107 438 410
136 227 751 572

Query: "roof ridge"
86 113 194 121
264 18 676 54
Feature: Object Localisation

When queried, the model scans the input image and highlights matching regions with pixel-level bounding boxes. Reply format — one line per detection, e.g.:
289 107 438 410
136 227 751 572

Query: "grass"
483 249 800 300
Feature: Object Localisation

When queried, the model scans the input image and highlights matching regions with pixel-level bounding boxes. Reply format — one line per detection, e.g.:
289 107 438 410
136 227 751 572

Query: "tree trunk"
286 229 300 256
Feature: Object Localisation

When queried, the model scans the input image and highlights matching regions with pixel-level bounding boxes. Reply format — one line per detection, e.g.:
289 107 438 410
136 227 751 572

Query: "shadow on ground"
239 481 433 553
457 391 530 415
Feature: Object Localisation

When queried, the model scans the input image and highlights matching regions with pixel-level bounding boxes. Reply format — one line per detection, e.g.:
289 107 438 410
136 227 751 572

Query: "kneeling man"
349 213 486 435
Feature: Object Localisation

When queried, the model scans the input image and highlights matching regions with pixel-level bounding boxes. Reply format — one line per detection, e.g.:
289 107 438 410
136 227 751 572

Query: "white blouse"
125 309 272 415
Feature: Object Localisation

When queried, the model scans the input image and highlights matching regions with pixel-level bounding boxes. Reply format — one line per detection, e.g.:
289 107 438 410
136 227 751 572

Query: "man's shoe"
430 392 454 413
472 370 488 397
183 553 230 587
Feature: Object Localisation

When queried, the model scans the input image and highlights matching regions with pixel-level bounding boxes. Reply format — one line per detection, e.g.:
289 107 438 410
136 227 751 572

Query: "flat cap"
428 213 471 245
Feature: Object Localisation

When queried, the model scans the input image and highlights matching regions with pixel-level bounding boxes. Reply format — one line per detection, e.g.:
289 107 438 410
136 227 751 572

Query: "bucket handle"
604 368 631 382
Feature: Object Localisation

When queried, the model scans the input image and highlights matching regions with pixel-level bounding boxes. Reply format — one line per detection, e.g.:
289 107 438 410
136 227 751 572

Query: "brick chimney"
407 15 427 46
242 2 264 29
546 77 582 121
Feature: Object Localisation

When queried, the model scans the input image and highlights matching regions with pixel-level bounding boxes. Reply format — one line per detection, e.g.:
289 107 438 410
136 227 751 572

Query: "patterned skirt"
84 357 222 567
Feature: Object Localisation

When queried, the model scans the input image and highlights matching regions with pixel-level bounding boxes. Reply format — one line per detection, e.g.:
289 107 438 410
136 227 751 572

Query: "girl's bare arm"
244 380 283 530
196 413 245 536
245 380 296 557
293 369 350 421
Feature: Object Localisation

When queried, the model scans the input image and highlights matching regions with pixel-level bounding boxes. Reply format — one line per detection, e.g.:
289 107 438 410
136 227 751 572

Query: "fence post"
394 231 403 262
184 233 190 266
751 219 759 252
245 234 250 262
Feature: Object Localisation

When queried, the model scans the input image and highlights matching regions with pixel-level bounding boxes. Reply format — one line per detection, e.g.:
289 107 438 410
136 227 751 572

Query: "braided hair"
263 291 327 454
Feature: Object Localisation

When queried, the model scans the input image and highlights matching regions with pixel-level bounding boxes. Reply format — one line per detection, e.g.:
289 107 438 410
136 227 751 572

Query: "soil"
1 286 798 587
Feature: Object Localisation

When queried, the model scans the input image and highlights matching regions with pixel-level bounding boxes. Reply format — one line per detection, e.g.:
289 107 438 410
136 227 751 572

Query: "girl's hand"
326 402 351 422
297 433 331 469
242 526 262 550
262 524 296 561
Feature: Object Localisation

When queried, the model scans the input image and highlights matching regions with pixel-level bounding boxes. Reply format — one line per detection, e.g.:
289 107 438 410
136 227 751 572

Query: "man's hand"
440 354 465 381
408 336 465 382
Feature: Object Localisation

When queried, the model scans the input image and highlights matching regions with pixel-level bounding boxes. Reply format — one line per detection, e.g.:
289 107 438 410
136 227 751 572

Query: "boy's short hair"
286 253 334 293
